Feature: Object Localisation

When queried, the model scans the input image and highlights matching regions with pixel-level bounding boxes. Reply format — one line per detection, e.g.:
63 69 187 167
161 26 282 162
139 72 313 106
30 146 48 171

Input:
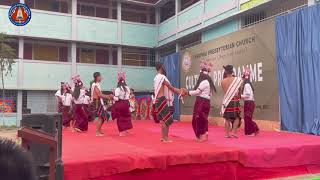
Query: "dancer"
241 68 259 136
221 65 242 138
183 60 216 142
91 72 113 136
72 75 89 132
129 88 136 120
154 62 181 142
83 91 95 122
61 83 73 128
113 72 133 136
55 82 64 113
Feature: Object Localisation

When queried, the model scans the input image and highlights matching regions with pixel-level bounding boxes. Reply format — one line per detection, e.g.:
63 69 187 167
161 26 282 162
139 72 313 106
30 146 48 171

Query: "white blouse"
73 89 86 104
189 80 211 100
62 93 73 106
241 83 254 101
114 86 131 101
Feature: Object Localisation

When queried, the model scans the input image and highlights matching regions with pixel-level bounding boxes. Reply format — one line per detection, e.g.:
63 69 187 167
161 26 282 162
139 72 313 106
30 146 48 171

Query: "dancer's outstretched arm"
163 80 181 94
94 87 113 100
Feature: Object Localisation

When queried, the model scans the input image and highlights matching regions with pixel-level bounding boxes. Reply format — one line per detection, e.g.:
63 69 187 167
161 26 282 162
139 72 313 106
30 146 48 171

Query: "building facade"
0 0 315 126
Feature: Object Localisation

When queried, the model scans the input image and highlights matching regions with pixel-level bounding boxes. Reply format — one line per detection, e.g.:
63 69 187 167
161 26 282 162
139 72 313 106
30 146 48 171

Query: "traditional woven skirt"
94 99 110 122
74 104 88 131
113 100 133 132
192 97 210 138
83 104 95 122
223 96 241 127
244 100 259 135
154 96 174 127
62 106 73 127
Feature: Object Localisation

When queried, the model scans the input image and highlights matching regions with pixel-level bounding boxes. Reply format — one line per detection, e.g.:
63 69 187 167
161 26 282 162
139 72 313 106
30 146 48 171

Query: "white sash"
221 77 243 114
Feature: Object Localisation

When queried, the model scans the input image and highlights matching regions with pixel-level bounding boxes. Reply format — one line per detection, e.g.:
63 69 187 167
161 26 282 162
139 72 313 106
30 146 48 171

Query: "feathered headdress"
242 67 251 79
72 74 83 86
200 60 213 74
118 71 126 83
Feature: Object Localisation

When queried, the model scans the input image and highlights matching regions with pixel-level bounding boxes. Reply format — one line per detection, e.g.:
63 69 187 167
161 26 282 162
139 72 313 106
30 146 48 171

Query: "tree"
0 33 16 126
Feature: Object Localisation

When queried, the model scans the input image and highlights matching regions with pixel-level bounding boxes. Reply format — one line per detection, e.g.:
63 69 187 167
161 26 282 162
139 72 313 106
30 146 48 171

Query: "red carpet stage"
62 121 320 180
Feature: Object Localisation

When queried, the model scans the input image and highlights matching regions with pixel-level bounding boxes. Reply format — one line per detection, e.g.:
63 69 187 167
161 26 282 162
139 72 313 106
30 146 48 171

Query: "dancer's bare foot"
74 128 83 133
225 135 231 138
161 138 173 143
96 132 104 137
119 132 126 137
231 134 238 138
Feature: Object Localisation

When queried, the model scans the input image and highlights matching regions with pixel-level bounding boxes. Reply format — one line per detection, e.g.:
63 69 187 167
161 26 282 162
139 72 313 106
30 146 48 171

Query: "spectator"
0 138 37 180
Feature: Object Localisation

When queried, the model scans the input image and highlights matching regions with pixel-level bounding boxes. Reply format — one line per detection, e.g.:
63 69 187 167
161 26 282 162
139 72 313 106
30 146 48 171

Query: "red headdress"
200 60 213 74
242 67 251 79
72 74 83 86
118 71 126 83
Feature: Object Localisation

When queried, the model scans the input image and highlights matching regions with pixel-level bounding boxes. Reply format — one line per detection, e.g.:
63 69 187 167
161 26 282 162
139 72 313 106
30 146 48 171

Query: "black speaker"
20 113 63 180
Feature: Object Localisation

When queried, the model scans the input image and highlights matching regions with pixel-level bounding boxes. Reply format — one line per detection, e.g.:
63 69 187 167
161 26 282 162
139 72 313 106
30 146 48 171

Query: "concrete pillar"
117 46 122 70
155 50 160 62
71 0 77 41
71 0 77 76
17 37 24 126
71 42 77 75
155 7 160 24
108 47 113 65
108 0 113 19
175 0 180 36
176 42 180 53
117 1 122 44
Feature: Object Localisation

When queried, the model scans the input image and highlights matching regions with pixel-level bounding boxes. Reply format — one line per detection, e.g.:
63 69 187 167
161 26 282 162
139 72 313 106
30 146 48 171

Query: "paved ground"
0 128 18 141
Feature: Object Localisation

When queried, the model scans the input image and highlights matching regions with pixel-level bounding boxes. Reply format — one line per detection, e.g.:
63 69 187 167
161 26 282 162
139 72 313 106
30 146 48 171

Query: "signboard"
180 19 279 121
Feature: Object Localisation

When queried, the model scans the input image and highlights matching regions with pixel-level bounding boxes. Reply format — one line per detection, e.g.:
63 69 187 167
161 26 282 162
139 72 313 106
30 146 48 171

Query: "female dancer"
113 72 133 136
184 60 216 141
61 83 73 128
241 68 259 136
72 75 89 132
91 72 113 136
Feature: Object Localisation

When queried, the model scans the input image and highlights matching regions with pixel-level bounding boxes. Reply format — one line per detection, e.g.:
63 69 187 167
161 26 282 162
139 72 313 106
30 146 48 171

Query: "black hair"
194 72 217 93
117 80 128 93
0 138 37 180
155 62 166 76
73 84 81 100
242 79 255 93
93 72 101 83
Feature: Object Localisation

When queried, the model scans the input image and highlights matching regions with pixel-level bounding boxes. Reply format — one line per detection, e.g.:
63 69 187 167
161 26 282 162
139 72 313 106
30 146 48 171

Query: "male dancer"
154 62 181 142
241 68 259 136
221 65 243 138
91 72 113 136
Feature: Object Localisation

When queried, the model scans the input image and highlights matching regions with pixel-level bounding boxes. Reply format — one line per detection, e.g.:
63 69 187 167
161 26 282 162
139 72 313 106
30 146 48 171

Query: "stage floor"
62 121 320 180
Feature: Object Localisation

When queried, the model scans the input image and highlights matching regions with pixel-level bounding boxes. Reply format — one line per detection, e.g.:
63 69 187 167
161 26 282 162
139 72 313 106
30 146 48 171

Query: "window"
181 0 200 11
0 38 18 59
179 33 201 51
122 3 155 24
0 0 19 6
122 47 155 67
160 0 175 22
159 45 176 58
25 0 71 14
22 91 57 114
77 0 117 19
24 39 70 62
76 44 117 65
0 90 17 113
241 0 308 28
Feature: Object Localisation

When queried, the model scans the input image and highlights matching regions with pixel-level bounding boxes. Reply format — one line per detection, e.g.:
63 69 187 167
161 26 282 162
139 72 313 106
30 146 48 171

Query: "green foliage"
0 33 16 78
